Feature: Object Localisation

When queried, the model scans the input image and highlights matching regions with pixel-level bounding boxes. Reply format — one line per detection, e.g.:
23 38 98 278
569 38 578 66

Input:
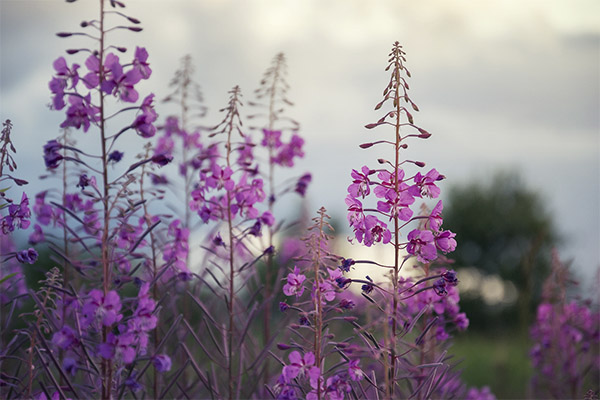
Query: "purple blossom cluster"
346 167 456 260
529 252 600 399
49 47 155 136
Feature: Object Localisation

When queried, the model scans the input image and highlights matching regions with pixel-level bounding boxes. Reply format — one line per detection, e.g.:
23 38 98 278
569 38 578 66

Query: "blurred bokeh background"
1 1 598 398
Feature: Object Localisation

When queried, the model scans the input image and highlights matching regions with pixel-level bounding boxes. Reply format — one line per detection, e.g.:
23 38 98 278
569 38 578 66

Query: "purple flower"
63 357 77 376
83 54 102 89
273 134 304 167
77 173 90 190
49 57 80 110
125 374 142 392
339 258 355 273
356 215 391 247
348 359 364 381
43 140 63 169
82 289 123 328
102 53 141 102
150 173 168 185
435 230 457 253
348 166 373 199
132 46 152 79
132 94 157 138
60 93 99 132
98 331 136 364
1 192 31 233
406 229 437 263
428 200 444 232
16 248 38 264
442 269 459 286
282 351 315 383
410 168 443 198
261 129 283 149
362 275 374 294
376 189 414 221
466 386 496 400
338 298 355 310
28 224 45 245
433 278 447 296
454 312 469 330
283 266 306 297
52 325 78 350
108 150 124 163
295 173 311 196
153 354 172 372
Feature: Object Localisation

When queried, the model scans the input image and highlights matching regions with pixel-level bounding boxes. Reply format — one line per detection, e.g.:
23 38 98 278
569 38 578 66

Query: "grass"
450 328 533 399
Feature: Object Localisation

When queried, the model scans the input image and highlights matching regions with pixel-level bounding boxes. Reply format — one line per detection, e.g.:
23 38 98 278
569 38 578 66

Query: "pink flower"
60 93 100 132
132 94 157 138
435 230 457 253
348 359 364 381
428 200 444 231
282 351 315 383
347 166 373 199
261 129 283 149
406 229 437 263
82 289 123 328
132 46 152 79
207 164 234 191
283 266 306 297
410 168 443 198
356 215 391 247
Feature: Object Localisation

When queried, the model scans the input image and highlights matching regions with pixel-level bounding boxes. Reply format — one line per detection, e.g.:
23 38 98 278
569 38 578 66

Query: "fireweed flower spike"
249 53 310 388
275 208 370 399
345 42 461 398
26 1 161 399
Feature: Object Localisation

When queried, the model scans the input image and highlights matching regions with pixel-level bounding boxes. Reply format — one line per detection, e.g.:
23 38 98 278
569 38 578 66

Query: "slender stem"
389 63 403 400
226 110 235 400
263 59 279 388
59 130 69 389
98 1 113 398
313 211 325 400
139 148 160 399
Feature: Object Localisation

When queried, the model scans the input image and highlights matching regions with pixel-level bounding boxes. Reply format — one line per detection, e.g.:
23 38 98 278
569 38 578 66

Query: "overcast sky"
1 0 598 283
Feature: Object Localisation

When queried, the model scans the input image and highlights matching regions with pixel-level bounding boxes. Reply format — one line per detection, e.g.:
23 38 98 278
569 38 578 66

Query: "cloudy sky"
1 0 598 282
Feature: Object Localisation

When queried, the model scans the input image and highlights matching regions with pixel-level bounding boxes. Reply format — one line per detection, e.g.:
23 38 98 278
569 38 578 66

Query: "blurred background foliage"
443 171 559 399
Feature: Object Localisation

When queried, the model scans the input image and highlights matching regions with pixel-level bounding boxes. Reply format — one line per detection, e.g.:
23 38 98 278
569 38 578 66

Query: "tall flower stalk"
250 52 309 386
345 42 457 398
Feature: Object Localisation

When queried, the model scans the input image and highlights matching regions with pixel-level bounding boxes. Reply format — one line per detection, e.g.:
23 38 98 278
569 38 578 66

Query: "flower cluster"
261 129 305 167
275 208 368 399
529 252 600 399
346 168 456 259
397 271 468 341
50 47 155 136
275 350 363 400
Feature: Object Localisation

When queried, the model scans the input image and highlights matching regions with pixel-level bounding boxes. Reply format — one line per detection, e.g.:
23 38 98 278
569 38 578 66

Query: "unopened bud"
128 27 143 32
80 21 88 27
56 32 73 37
400 143 408 149
66 49 79 54
415 161 426 167
417 128 431 138
277 343 291 350
359 143 374 149
116 47 127 53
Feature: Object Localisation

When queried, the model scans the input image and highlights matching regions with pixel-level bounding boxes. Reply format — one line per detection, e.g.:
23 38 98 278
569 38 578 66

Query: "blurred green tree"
443 171 557 331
